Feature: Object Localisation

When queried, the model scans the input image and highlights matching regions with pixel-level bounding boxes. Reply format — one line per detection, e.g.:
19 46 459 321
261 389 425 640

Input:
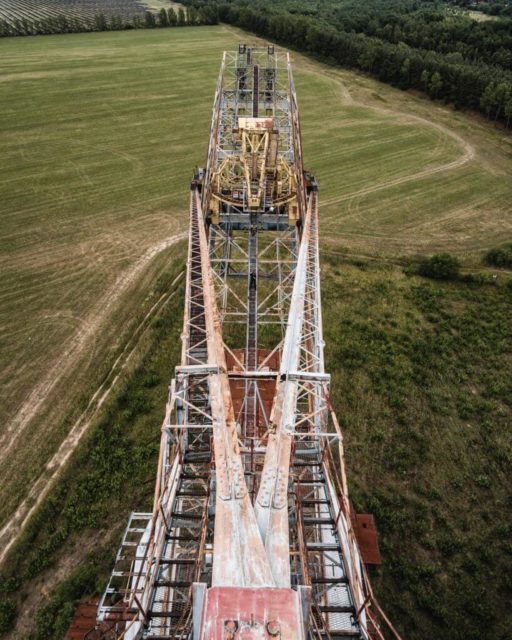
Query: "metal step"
317 633 362 640
165 534 200 542
147 609 187 619
306 543 341 552
171 512 203 520
155 580 192 588
176 489 208 497
293 461 321 467
303 517 335 526
145 636 187 640
181 472 210 480
318 605 355 614
312 576 349 585
183 451 211 462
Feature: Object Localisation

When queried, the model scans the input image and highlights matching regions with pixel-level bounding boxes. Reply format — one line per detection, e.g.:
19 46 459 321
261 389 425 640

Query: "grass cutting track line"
321 113 475 207
293 58 476 208
0 260 185 566
0 232 185 467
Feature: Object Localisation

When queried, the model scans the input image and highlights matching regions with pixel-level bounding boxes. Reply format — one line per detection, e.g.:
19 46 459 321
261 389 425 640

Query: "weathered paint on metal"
193 189 275 588
198 587 305 640
94 45 402 640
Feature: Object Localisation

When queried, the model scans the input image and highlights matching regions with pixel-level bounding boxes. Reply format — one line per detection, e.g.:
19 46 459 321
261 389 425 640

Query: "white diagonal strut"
255 192 320 587
190 188 275 588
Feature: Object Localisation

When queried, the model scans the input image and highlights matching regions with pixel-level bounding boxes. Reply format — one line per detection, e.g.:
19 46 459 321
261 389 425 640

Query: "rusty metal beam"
190 187 274 588
95 45 401 640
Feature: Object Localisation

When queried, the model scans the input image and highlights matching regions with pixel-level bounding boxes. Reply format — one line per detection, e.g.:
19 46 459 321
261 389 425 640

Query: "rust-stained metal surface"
227 348 278 432
65 600 99 640
91 45 402 640
196 587 307 639
352 514 382 567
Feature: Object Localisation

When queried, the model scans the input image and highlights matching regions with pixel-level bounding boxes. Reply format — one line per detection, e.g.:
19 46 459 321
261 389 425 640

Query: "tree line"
324 0 512 71
0 5 219 37
180 0 512 129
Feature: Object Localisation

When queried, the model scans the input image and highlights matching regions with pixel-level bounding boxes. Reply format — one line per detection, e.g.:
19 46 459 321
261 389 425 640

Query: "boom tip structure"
93 44 402 640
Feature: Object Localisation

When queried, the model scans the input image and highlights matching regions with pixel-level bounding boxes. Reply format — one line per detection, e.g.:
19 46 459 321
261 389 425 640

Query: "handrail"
320 404 403 640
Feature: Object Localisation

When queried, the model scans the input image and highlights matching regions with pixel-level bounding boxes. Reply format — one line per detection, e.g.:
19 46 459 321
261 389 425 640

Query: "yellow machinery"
209 116 298 223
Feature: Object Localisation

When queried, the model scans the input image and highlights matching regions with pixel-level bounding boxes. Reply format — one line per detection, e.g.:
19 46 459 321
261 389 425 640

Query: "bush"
0 599 16 634
418 253 460 280
462 272 497 285
484 243 512 269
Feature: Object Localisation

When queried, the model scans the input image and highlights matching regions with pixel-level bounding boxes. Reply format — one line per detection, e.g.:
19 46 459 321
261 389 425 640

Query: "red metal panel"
199 587 303 640
64 600 98 639
353 514 382 566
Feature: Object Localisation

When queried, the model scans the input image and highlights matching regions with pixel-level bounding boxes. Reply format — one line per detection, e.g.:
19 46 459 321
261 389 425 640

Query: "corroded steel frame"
96 46 402 640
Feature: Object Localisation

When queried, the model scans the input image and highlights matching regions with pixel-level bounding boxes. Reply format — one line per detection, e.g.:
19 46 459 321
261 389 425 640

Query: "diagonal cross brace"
255 192 323 587
190 188 275 588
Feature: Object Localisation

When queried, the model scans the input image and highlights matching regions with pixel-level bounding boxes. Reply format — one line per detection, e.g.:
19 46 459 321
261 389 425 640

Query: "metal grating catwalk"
96 45 402 640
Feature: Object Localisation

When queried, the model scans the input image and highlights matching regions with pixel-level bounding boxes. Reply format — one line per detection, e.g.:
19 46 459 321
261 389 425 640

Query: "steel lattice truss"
96 45 401 640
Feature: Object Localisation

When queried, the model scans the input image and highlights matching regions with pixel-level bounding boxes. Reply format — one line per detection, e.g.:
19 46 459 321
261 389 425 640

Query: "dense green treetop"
182 0 512 127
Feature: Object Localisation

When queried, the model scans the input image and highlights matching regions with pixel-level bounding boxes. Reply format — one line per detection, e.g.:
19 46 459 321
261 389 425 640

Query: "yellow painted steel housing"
210 116 297 219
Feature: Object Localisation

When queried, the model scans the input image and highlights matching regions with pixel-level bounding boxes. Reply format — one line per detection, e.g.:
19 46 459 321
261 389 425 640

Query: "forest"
450 0 512 16
179 0 512 128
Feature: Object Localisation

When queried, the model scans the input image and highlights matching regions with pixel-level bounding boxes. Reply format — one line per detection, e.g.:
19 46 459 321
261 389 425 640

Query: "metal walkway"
95 45 401 640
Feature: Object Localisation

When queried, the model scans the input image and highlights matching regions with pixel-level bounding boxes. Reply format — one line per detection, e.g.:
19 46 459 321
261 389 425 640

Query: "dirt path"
0 232 185 467
0 265 185 566
297 60 476 208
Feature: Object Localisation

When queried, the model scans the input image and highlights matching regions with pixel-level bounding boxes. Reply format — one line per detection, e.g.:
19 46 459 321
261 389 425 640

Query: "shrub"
437 533 463 556
418 253 460 280
0 600 16 634
484 243 512 269
462 272 497 285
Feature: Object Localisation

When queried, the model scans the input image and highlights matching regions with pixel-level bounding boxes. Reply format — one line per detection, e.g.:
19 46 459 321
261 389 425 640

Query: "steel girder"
96 46 402 640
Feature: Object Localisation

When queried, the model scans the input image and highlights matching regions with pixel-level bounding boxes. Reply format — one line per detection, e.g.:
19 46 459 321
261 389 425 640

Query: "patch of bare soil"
0 234 185 567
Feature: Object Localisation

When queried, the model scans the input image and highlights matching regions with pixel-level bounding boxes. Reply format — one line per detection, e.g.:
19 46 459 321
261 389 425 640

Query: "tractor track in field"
0 31 478 568
279 42 477 208
314 75 476 207
0 233 186 566
0 233 185 461
322 115 475 208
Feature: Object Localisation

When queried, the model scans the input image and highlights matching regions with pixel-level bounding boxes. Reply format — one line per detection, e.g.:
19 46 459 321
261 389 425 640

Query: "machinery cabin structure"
95 45 401 640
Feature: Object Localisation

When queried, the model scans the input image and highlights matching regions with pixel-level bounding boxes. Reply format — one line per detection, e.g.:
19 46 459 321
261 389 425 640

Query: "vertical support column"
192 583 207 640
244 216 258 439
253 64 259 117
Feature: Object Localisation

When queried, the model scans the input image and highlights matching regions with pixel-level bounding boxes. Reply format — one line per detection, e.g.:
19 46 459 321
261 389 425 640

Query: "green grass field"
0 27 227 530
0 24 511 640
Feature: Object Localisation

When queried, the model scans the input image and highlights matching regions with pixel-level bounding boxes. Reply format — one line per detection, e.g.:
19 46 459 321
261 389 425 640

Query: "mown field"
0 26 224 537
0 24 511 640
